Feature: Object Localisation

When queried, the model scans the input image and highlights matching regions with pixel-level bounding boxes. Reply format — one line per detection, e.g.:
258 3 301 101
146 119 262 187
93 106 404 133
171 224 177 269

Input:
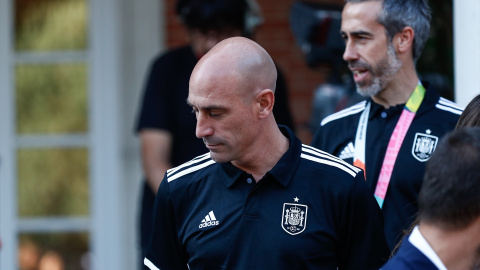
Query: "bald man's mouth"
203 138 222 150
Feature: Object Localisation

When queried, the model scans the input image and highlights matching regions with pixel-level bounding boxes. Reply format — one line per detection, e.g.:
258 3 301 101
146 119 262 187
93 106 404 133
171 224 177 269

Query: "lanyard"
353 82 426 208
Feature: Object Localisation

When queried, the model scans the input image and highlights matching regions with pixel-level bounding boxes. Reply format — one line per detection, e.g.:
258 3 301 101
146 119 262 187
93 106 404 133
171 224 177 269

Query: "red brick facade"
164 0 344 143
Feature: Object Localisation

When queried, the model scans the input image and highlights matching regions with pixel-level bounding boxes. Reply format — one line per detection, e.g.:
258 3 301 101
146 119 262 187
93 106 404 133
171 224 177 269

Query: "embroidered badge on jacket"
411 129 438 162
282 199 308 235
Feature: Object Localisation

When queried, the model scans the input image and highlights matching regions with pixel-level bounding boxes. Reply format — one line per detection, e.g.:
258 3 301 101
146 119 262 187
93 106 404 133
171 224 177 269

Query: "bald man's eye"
209 110 223 118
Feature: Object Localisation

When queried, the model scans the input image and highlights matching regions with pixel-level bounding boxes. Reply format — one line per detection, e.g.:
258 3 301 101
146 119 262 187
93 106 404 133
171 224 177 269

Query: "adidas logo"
199 210 219 229
338 142 355 160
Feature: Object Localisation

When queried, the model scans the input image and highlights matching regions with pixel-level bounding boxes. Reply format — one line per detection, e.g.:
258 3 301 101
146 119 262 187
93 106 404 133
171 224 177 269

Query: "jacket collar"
219 126 301 188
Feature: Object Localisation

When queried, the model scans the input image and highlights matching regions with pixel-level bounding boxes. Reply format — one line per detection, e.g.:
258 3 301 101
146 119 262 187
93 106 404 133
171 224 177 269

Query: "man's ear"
257 89 275 119
395 26 414 54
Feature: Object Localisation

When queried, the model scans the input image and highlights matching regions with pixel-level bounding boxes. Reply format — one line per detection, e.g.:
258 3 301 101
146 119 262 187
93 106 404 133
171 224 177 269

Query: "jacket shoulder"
434 97 463 116
300 144 362 178
321 100 367 126
166 153 216 185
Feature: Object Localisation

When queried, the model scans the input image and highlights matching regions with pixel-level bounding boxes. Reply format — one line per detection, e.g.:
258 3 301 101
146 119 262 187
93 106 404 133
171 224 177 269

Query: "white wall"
454 0 480 107
118 0 165 269
0 0 17 269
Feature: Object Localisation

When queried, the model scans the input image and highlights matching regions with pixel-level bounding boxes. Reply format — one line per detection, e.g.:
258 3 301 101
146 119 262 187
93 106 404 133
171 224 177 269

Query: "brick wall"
164 0 344 143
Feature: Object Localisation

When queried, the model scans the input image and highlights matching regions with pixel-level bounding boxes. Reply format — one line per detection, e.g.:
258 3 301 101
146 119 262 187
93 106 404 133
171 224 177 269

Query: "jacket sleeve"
144 175 189 270
337 172 391 270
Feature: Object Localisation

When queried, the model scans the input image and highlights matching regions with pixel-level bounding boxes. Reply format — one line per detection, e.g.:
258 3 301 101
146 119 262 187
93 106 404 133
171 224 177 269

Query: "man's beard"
349 44 402 97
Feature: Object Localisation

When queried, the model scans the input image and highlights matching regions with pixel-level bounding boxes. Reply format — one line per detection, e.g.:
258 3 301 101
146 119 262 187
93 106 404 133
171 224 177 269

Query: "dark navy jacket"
381 237 438 270
144 127 390 270
135 45 296 257
311 84 462 250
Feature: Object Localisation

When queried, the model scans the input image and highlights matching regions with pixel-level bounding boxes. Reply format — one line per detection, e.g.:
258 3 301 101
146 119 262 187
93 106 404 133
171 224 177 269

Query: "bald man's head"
191 37 277 97
187 37 282 164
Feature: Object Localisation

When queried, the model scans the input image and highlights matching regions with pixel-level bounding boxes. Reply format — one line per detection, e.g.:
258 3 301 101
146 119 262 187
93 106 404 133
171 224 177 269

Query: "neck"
419 219 480 270
232 120 289 182
372 65 419 109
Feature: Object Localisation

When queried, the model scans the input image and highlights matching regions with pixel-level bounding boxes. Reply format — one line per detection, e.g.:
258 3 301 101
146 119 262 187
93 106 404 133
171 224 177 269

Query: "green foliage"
15 0 88 51
15 0 91 268
17 148 90 217
16 64 88 134
15 0 90 217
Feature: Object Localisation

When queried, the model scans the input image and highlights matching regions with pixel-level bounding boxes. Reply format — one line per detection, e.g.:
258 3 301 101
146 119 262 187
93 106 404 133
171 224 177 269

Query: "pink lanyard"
355 82 426 208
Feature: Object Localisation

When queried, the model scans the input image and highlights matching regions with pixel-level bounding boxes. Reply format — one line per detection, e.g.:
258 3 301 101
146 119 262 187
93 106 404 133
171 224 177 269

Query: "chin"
356 87 379 97
209 152 229 163
356 79 382 97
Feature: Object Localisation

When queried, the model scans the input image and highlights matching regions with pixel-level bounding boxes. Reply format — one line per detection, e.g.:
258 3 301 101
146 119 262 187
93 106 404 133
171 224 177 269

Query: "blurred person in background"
18 240 40 270
310 0 462 250
389 93 480 258
288 1 366 133
38 251 64 270
134 0 294 267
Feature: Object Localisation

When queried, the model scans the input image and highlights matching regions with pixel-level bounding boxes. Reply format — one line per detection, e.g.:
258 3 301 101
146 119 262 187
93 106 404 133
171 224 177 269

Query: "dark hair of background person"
417 127 480 230
455 94 480 129
176 0 248 35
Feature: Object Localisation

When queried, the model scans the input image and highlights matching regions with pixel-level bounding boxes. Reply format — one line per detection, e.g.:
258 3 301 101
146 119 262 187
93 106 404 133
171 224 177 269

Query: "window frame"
0 0 124 268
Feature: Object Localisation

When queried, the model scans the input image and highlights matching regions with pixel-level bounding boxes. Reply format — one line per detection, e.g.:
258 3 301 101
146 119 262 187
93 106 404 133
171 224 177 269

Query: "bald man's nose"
195 113 214 138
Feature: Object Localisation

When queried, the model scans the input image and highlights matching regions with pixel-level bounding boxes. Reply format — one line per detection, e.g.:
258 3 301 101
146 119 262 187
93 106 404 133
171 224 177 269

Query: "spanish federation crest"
411 130 438 162
282 202 308 235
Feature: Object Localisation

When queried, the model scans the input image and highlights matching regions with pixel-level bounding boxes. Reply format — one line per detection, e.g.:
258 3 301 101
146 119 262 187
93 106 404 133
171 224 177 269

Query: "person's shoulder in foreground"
382 127 480 269
380 227 439 270
144 36 389 270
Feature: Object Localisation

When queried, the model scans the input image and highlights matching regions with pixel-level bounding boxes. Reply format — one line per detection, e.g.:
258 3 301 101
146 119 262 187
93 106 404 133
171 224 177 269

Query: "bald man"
143 37 389 270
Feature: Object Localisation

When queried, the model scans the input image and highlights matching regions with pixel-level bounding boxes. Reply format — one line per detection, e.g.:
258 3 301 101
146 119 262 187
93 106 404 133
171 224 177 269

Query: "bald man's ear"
256 89 275 119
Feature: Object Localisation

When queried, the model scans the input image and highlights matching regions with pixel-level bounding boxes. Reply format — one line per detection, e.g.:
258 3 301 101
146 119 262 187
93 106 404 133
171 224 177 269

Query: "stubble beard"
353 44 402 97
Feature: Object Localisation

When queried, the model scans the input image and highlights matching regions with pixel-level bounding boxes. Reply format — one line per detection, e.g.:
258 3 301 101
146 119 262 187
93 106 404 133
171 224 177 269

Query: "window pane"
16 64 88 134
18 232 90 270
17 148 89 217
15 0 88 51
